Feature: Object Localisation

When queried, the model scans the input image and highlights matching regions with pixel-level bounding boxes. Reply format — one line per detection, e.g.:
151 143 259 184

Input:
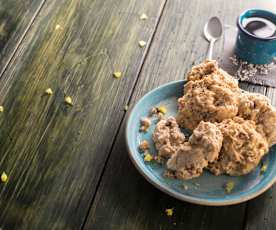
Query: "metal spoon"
203 17 223 60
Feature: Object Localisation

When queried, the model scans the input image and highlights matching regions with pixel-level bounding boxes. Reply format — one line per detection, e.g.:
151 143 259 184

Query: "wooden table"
0 0 275 229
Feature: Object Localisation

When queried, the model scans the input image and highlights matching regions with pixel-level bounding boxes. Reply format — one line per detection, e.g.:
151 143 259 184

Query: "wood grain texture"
0 0 46 75
244 86 276 230
244 186 276 230
0 0 166 229
85 0 276 229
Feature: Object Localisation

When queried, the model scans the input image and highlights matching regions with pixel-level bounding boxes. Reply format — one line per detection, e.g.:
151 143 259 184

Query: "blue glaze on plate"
126 80 276 206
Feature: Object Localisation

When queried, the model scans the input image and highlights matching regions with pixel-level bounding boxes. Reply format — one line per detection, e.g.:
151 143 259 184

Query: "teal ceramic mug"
235 9 276 64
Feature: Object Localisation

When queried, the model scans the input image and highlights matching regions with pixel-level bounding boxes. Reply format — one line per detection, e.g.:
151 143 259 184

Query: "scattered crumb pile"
230 55 276 81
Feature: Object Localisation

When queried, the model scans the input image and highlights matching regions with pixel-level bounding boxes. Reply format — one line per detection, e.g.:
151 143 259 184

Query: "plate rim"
125 80 276 206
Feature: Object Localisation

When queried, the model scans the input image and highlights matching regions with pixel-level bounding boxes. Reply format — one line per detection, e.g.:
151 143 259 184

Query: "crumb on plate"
149 107 158 116
164 170 175 178
139 140 149 152
157 106 167 114
139 117 151 132
153 155 163 164
144 152 153 162
260 163 268 174
225 181 235 193
141 117 151 128
139 126 148 132
183 184 188 190
157 112 164 121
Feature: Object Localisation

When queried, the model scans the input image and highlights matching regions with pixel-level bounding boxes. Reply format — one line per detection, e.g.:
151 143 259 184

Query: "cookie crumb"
153 155 164 164
124 105 128 111
230 55 276 82
138 40 147 47
149 107 158 116
157 106 167 114
157 112 164 121
45 88 53 95
183 184 188 190
141 117 151 127
225 181 235 193
139 117 151 132
139 126 148 132
55 24 62 30
139 140 149 152
144 152 153 162
1 172 8 183
64 96 73 106
260 163 268 174
113 71 122 79
164 170 175 178
140 13 148 20
165 208 174 217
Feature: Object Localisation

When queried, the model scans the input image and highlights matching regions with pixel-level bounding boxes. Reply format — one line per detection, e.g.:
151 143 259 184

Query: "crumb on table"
165 208 174 217
45 88 53 95
55 24 62 30
1 172 8 183
140 13 148 20
64 96 73 106
138 40 147 47
113 71 122 79
124 105 128 111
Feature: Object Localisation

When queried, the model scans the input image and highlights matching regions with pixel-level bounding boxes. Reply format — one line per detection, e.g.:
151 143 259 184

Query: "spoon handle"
207 39 215 60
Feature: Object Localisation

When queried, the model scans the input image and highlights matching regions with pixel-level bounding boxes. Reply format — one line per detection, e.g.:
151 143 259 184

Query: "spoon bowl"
204 17 223 59
204 16 223 41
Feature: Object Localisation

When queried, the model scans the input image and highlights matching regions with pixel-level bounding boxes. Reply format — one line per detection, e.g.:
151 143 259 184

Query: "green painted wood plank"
0 0 46 75
0 0 166 229
85 0 276 229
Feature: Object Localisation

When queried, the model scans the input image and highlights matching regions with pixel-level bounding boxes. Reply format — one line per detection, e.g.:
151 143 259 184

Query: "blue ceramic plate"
126 80 276 206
